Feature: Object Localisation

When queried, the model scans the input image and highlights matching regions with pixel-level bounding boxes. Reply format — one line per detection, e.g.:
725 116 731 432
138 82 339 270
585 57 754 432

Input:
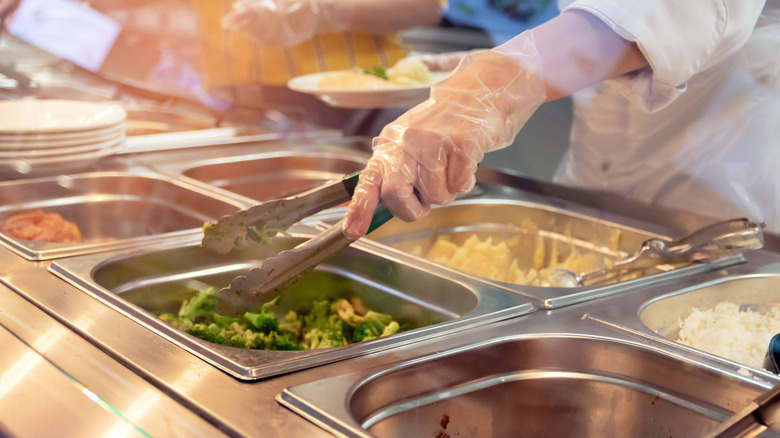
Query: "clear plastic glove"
222 0 344 47
407 50 481 72
344 31 547 239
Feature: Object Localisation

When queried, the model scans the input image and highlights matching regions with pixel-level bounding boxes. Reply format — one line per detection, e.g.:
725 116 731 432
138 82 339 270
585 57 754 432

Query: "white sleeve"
561 0 766 111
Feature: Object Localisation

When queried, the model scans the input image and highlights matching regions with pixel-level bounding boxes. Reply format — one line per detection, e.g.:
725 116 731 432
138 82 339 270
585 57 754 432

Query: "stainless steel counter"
0 135 779 437
0 275 225 437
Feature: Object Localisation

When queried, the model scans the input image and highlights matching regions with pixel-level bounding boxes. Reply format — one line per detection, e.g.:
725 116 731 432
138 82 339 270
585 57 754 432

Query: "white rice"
677 301 780 369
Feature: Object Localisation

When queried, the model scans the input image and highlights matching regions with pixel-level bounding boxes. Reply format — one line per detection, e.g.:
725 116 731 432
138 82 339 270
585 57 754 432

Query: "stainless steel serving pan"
320 197 750 309
49 227 535 380
280 259 780 438
0 169 248 260
284 335 769 437
152 147 370 203
569 249 780 375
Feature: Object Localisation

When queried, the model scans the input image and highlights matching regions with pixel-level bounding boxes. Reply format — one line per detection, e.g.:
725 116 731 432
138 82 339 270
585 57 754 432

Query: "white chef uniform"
553 0 780 231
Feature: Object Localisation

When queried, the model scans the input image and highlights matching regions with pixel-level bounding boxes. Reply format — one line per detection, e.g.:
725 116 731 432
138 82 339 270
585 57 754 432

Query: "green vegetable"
157 287 404 351
242 297 281 334
246 225 289 245
365 65 388 80
351 311 399 342
178 286 217 321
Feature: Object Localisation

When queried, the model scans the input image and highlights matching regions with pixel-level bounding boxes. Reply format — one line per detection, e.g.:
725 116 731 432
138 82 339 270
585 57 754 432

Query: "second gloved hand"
344 31 548 239
223 0 344 47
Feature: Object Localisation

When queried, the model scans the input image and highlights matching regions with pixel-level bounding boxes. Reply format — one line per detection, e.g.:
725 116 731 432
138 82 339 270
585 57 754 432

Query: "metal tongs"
202 170 393 316
202 171 364 254
547 218 764 288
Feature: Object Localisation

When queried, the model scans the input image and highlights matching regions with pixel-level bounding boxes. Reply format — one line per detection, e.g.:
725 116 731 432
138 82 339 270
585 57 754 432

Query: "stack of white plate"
0 99 127 178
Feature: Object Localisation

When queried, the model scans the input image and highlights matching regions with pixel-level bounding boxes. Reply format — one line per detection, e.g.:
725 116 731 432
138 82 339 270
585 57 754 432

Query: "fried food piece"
1 210 82 243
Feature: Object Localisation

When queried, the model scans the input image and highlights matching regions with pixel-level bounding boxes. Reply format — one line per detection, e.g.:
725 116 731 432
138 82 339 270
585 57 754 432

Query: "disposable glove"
222 0 343 47
344 31 547 239
407 50 479 72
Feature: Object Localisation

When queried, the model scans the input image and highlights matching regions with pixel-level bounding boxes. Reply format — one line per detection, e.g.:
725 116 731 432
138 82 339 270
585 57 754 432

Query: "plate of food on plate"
287 59 451 109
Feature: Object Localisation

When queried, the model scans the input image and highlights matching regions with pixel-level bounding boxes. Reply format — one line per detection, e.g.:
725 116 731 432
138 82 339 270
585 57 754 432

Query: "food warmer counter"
0 135 779 437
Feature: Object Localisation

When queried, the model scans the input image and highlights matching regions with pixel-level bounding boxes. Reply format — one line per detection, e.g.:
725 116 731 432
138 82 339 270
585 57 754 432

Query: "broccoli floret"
213 313 239 329
187 322 228 344
303 299 332 330
243 310 279 334
224 329 267 349
279 310 302 337
178 287 217 321
267 331 303 351
381 320 400 337
351 311 398 343
363 310 393 331
159 312 179 324
242 296 281 333
331 298 365 326
303 328 347 350
351 322 376 343
159 313 194 331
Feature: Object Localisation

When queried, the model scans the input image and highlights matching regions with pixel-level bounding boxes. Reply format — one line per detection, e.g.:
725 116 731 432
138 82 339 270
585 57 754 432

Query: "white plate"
0 138 124 178
0 125 125 150
0 122 124 143
0 99 127 134
0 133 125 158
287 71 451 109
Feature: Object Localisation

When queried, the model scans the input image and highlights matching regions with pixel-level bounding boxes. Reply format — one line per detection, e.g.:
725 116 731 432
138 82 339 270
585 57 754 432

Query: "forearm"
320 0 441 35
515 9 648 101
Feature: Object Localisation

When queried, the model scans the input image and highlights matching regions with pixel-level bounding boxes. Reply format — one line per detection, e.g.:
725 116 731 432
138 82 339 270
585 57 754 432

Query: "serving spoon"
546 218 764 288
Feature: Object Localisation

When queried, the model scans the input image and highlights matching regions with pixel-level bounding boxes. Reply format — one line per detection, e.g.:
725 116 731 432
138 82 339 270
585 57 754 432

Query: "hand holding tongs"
202 170 393 316
548 218 764 287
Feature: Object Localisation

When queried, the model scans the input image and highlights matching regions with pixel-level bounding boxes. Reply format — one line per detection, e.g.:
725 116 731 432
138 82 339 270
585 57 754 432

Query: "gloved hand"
222 0 345 47
406 50 480 72
344 31 547 239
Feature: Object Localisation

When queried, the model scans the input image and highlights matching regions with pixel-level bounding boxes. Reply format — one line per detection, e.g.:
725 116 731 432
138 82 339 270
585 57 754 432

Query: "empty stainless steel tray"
281 329 778 438
155 148 369 202
49 231 534 380
0 170 247 260
123 103 217 136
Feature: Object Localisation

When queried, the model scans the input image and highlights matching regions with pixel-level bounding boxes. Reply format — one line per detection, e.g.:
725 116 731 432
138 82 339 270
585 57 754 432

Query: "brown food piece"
1 210 82 243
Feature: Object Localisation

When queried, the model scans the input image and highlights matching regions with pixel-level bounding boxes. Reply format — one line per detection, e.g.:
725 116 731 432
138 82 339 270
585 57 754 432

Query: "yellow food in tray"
413 226 616 286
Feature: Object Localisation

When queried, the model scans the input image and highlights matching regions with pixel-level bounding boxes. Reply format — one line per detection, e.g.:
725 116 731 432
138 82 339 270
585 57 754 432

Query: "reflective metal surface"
0 135 779 436
280 250 780 438
283 334 772 438
158 149 369 202
49 229 534 380
642 274 780 341
0 281 225 438
122 103 217 136
363 198 749 308
0 169 247 260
